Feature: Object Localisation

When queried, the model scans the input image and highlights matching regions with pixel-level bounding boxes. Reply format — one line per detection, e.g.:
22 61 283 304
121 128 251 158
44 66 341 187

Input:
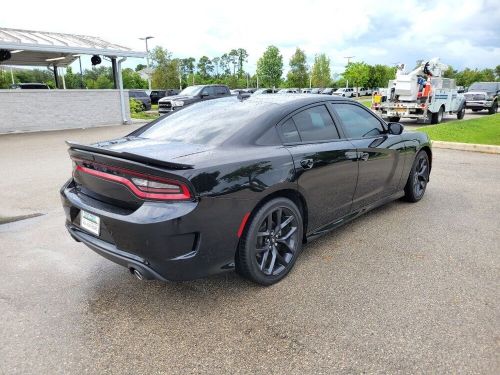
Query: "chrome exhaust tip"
130 268 144 280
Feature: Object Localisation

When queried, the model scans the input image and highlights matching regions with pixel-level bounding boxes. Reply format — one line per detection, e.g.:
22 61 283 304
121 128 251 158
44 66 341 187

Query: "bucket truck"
372 58 465 124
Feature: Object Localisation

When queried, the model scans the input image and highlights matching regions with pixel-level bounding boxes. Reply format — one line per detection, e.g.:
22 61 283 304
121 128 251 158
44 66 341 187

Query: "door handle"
359 152 370 161
300 158 314 169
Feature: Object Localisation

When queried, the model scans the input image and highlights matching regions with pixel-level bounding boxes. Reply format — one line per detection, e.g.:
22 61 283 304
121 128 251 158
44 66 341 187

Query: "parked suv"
333 88 355 97
158 84 231 114
10 83 49 89
129 90 152 111
150 89 180 104
464 82 499 114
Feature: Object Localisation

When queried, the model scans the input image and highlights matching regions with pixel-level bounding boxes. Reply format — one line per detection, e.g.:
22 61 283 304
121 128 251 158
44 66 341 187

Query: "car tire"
236 198 303 286
488 101 498 115
472 109 480 112
388 116 401 122
457 106 465 120
431 106 444 124
403 150 430 203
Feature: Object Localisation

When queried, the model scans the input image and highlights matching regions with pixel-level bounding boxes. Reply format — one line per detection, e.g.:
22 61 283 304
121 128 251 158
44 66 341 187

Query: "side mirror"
388 122 404 135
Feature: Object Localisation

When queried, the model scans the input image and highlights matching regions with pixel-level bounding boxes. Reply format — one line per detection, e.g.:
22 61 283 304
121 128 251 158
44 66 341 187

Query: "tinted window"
137 98 274 145
280 118 301 143
216 86 228 95
334 103 384 138
202 86 216 96
292 105 339 142
130 91 148 98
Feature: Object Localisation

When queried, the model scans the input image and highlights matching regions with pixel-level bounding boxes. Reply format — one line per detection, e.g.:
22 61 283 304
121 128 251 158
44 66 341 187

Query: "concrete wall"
0 89 131 133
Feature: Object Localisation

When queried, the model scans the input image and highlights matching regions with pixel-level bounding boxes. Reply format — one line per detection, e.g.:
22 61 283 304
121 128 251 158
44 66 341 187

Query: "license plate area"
80 210 100 236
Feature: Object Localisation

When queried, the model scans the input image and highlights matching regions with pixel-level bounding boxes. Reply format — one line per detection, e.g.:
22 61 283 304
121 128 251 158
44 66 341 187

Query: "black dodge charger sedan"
61 95 431 285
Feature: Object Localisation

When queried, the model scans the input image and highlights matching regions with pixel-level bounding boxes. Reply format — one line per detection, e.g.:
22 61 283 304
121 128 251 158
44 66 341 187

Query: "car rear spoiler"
66 141 193 170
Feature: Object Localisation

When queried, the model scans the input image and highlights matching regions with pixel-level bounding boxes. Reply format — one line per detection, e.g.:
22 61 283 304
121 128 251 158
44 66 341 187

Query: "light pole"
344 56 355 64
139 36 154 90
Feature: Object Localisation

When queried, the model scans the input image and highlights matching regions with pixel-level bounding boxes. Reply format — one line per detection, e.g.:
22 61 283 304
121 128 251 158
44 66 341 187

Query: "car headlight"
172 100 184 107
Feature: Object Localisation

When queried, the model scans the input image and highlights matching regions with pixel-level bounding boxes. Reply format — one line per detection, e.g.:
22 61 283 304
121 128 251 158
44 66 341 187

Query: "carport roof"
0 27 146 67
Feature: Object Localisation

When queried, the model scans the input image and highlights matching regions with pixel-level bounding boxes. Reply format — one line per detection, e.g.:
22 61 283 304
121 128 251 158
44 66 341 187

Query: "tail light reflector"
73 159 192 201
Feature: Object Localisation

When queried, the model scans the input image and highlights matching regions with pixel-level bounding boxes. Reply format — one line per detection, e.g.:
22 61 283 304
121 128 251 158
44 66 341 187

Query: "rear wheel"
457 106 465 119
388 116 400 122
488 101 498 115
237 198 303 285
404 151 430 203
431 106 444 124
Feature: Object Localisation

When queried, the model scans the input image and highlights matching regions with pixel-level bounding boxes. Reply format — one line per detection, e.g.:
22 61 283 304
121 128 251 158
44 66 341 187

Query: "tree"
122 68 148 89
367 64 396 89
495 65 500 80
135 64 147 72
228 49 239 76
343 62 370 93
220 53 231 76
150 47 181 88
286 48 309 88
443 65 457 79
236 48 248 78
197 56 214 81
311 54 331 88
212 57 221 77
256 46 283 88
63 66 83 89
180 57 196 86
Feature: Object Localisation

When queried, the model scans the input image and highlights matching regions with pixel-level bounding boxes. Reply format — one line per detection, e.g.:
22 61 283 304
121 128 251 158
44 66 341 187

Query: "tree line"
1 45 499 90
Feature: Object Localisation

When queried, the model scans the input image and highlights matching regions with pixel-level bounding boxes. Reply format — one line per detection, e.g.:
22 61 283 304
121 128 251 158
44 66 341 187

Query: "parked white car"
333 88 356 97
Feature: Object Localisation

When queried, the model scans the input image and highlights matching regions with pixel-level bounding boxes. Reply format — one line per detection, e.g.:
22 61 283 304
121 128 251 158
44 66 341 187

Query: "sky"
1 0 499 75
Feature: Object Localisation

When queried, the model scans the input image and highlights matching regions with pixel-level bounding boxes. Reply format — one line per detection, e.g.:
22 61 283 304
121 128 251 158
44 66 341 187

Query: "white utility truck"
372 58 465 124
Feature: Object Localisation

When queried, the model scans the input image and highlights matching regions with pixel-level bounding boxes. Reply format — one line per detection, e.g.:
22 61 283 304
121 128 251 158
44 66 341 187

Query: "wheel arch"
238 188 309 246
419 145 432 176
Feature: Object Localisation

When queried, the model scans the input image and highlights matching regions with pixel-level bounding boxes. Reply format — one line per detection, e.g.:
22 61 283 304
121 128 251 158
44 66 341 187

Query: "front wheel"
403 150 430 203
237 198 303 285
457 106 465 119
488 101 498 115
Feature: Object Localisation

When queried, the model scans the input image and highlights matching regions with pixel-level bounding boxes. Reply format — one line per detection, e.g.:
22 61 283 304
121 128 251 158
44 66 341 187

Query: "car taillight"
72 158 192 201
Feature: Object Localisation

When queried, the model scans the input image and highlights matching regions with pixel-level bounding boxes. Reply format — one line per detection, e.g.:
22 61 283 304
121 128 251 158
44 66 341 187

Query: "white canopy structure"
0 27 147 125
0 27 145 67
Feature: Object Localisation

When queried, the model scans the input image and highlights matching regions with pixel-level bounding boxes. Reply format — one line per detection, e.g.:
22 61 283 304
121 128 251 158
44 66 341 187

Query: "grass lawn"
151 104 158 110
417 114 500 145
360 99 371 108
131 112 159 121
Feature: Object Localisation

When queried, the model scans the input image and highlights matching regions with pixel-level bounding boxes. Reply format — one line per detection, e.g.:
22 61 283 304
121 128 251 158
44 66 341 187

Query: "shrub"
129 98 143 114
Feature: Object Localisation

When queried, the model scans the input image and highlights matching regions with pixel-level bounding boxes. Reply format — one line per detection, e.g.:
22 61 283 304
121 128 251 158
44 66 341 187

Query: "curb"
432 141 500 154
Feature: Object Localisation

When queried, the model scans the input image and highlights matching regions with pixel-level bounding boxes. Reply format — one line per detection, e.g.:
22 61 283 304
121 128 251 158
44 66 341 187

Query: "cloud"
1 0 498 74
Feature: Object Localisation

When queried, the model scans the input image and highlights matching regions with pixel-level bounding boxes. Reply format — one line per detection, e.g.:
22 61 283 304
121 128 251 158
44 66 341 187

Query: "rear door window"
291 105 339 142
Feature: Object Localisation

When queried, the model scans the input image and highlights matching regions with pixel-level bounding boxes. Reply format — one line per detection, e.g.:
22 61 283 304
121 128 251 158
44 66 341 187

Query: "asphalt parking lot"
1 124 499 374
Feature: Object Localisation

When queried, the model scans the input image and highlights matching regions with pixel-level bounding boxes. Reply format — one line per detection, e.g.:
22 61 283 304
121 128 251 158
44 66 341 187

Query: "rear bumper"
67 224 168 281
60 179 249 281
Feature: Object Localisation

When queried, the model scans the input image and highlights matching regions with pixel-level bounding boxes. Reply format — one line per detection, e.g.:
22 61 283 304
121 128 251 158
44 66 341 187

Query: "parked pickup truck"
464 82 499 114
158 84 231 114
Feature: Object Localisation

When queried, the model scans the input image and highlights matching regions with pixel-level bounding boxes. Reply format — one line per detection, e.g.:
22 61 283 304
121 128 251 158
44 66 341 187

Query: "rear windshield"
136 97 273 145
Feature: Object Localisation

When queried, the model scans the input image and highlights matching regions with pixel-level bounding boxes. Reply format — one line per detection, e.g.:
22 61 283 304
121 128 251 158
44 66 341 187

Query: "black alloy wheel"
404 151 430 202
237 198 303 285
